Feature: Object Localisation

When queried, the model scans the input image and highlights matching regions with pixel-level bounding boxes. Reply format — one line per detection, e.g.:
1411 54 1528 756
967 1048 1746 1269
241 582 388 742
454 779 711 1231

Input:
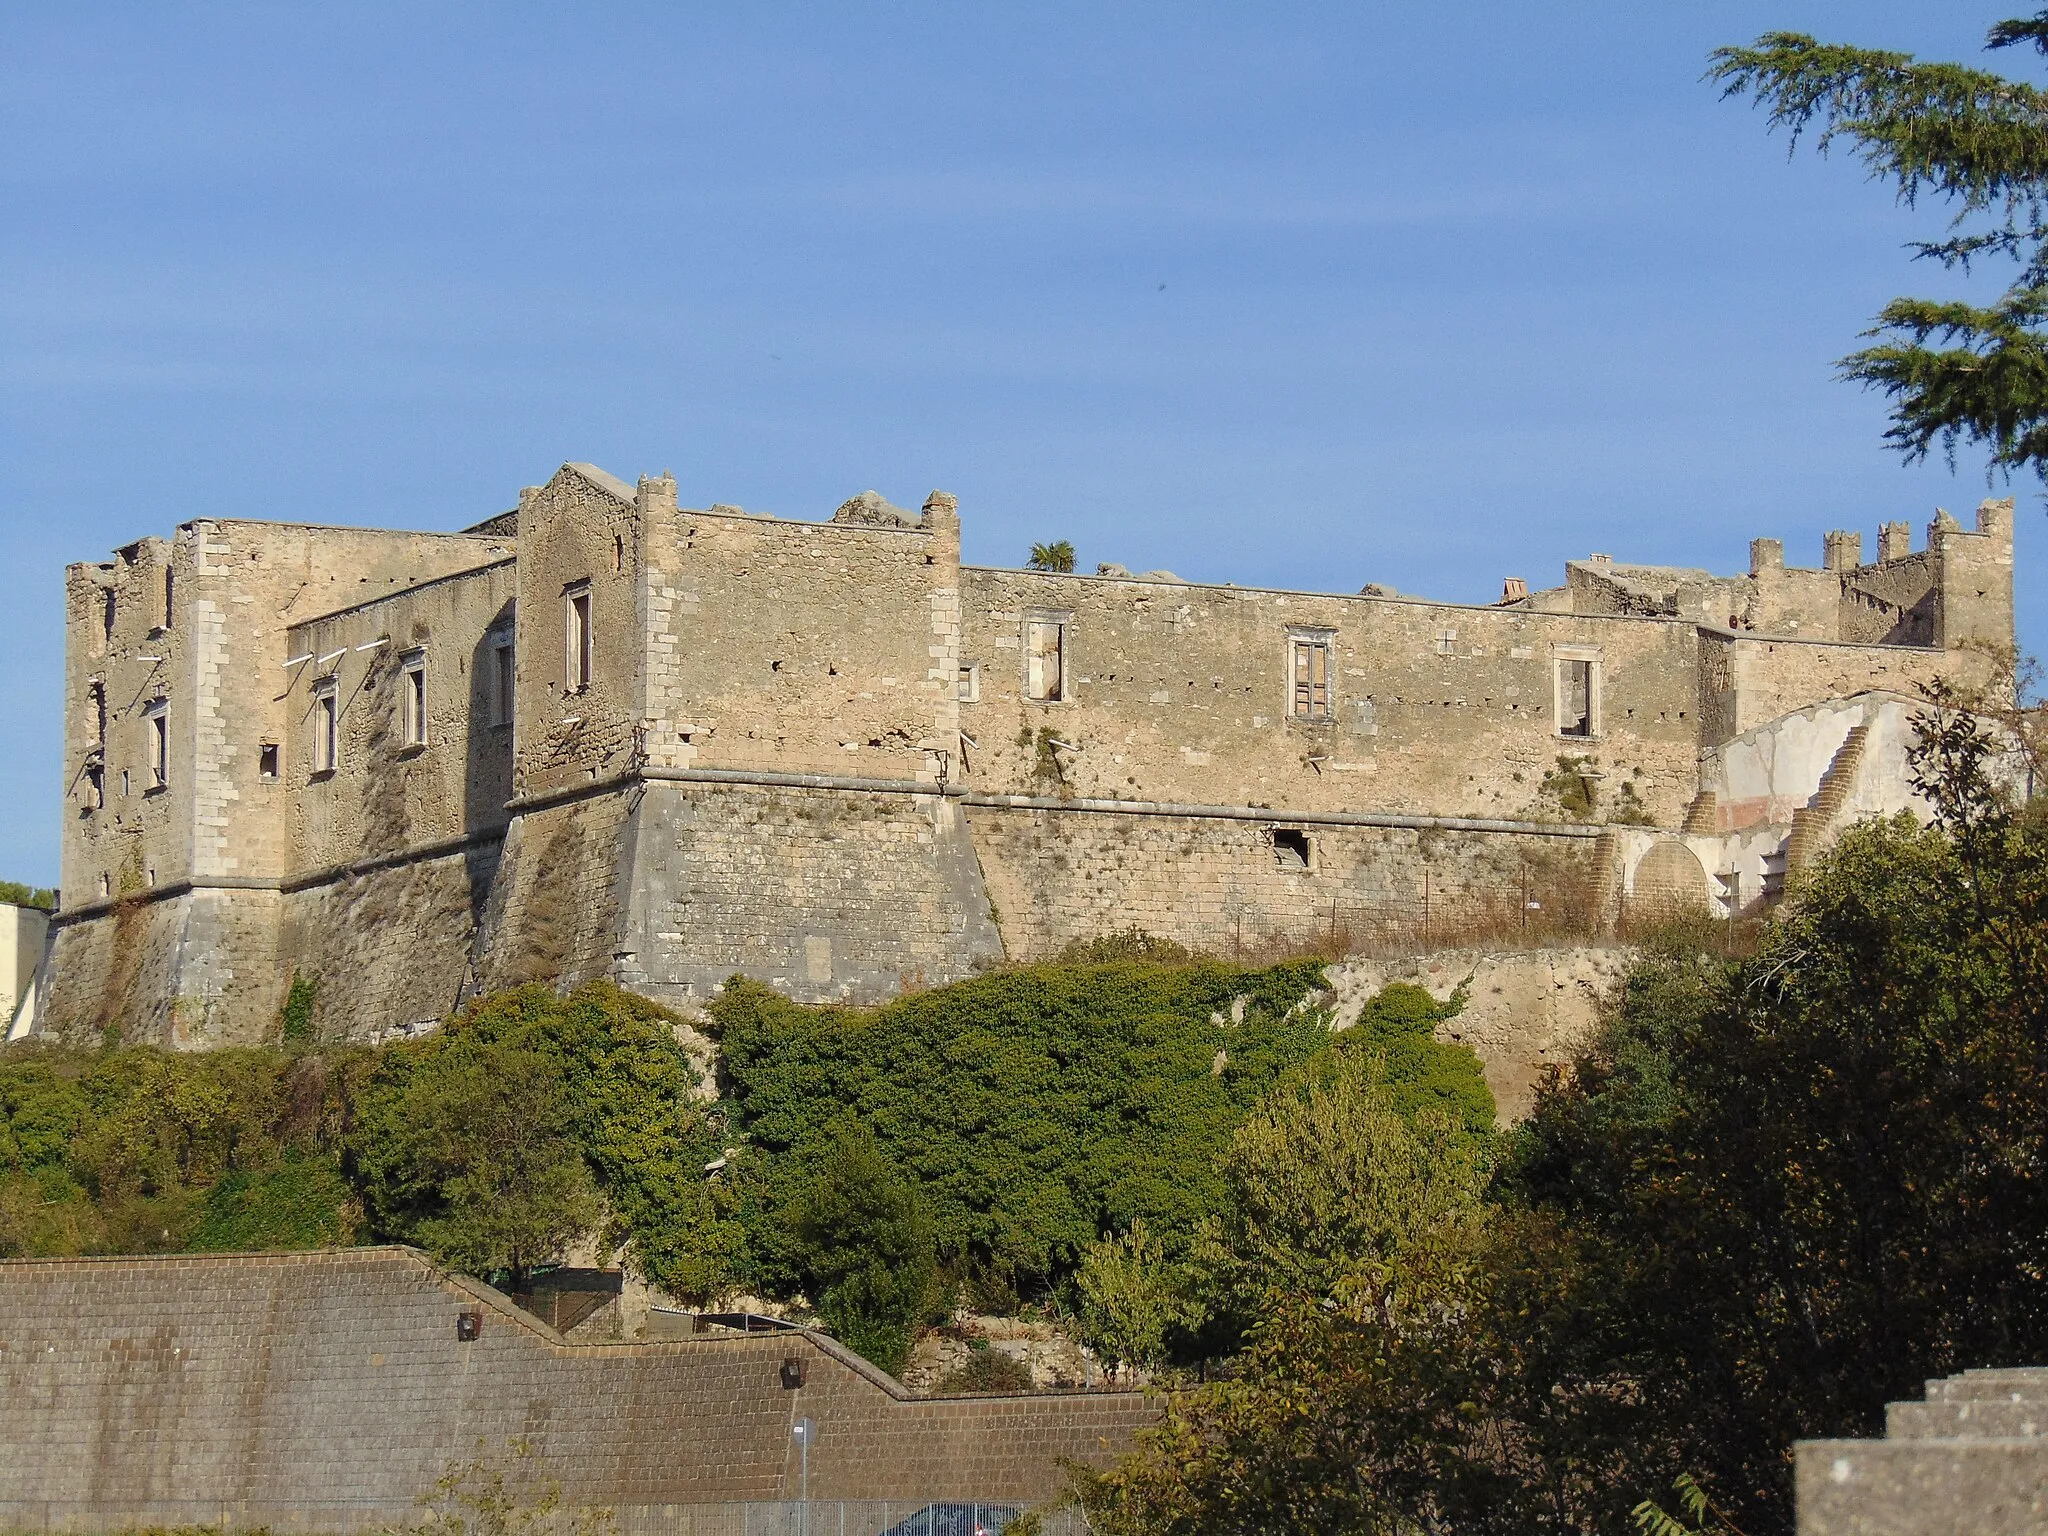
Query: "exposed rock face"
1326 945 1635 1123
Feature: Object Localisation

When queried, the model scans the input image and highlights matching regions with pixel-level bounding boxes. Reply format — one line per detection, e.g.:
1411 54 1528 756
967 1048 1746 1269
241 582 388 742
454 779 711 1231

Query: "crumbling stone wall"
958 567 1706 827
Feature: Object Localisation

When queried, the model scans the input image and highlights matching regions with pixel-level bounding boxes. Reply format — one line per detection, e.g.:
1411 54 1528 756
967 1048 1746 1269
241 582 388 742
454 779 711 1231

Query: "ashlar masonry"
37 463 2015 1044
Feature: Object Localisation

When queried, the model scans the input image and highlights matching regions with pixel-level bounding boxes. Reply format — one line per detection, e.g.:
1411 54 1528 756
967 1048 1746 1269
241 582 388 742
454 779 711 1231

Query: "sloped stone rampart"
1326 946 1634 1122
0 1248 1154 1525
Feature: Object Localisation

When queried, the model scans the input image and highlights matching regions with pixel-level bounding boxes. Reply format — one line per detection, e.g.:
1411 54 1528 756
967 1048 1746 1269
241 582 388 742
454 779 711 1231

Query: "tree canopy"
1711 12 2048 477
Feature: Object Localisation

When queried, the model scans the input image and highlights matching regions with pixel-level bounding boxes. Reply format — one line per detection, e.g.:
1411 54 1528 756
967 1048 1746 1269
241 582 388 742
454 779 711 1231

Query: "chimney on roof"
1498 577 1527 604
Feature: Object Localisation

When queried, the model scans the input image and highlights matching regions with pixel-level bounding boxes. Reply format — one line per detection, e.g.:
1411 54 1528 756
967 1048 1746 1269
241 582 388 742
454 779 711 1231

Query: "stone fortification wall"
0 1248 1153 1525
967 801 1605 963
1325 946 1634 1122
959 566 1706 827
474 792 632 996
617 779 1002 1007
283 561 518 871
636 491 958 787
1698 630 1966 747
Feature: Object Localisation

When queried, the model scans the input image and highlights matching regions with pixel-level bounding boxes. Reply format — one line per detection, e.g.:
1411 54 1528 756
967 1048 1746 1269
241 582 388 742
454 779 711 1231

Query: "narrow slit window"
314 681 339 774
91 682 106 747
259 743 279 781
1025 621 1065 702
1557 657 1596 738
401 652 428 747
163 567 174 629
492 637 515 726
147 705 168 789
1289 637 1332 721
566 585 592 692
101 589 116 647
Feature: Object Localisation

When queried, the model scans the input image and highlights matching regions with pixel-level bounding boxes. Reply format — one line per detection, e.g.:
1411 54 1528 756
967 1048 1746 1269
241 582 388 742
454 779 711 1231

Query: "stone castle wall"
36 465 2015 1044
0 1248 1154 1526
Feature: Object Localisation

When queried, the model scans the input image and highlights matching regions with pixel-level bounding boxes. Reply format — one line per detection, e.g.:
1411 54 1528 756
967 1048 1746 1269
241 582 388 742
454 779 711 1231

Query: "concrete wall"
0 1248 1155 1525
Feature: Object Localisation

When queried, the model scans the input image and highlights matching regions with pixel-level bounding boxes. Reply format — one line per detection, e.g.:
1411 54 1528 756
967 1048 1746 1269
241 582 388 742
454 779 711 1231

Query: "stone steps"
1786 723 1870 875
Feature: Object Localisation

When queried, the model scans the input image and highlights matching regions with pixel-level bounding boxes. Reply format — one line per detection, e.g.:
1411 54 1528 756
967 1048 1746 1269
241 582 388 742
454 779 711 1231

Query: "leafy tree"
0 880 55 911
1077 1055 1496 1535
1026 540 1076 573
788 1120 937 1374
1074 1218 1200 1374
351 1034 600 1288
1711 13 2048 476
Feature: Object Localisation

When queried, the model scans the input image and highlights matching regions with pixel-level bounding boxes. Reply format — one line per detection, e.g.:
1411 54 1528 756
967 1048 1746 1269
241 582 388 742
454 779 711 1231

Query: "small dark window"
101 589 116 646
259 743 279 780
614 533 625 573
456 1310 482 1342
163 567 174 629
1272 828 1311 869
781 1356 807 1389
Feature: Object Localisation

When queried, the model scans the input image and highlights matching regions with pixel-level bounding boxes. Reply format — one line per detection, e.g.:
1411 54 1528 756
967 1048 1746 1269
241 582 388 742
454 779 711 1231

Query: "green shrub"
933 1345 1035 1395
711 959 1335 1292
187 1151 359 1252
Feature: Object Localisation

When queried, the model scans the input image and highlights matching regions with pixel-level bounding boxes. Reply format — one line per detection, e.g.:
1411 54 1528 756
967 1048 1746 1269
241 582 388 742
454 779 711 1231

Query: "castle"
36 462 2014 1045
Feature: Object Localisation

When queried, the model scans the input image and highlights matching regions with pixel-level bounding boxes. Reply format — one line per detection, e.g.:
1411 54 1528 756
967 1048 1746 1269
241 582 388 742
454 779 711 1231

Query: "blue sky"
2 3 2038 888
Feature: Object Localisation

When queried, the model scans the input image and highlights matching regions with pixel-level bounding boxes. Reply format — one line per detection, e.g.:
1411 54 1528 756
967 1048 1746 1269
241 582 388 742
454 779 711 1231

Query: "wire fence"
0 1502 1086 1536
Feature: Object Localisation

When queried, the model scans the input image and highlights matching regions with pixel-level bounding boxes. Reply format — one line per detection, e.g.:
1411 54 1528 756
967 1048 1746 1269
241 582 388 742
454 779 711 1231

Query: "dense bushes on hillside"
1082 700 2048 1535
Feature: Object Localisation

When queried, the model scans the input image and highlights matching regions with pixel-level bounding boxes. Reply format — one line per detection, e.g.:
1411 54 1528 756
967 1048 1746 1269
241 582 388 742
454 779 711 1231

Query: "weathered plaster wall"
0 1248 1154 1525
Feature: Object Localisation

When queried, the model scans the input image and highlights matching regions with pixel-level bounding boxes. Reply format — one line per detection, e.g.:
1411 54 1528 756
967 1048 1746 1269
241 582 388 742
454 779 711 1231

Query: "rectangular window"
90 682 106 747
259 743 279 781
313 680 338 773
957 662 980 703
85 763 104 810
401 651 427 747
565 585 592 692
1556 656 1597 738
163 567 174 630
1289 636 1332 721
147 704 168 789
1025 620 1065 702
492 637 515 726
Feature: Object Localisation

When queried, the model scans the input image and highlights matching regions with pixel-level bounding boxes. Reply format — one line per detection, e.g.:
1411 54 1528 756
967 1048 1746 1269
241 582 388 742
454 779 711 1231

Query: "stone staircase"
1785 723 1871 876
1800 1368 2048 1534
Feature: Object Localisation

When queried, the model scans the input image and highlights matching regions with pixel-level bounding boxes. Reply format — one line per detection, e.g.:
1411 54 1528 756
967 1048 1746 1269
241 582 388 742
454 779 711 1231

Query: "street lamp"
792 1417 815 1536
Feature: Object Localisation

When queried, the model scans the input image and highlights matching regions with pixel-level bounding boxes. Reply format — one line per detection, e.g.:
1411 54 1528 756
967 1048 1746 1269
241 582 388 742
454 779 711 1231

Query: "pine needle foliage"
1710 14 2048 477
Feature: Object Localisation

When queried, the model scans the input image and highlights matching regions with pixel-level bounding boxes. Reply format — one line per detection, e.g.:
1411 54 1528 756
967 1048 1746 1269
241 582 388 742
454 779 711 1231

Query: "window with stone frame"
565 583 593 693
491 635 515 727
401 650 428 748
1555 651 1600 739
1025 620 1065 702
313 679 339 774
1289 634 1333 721
146 702 168 789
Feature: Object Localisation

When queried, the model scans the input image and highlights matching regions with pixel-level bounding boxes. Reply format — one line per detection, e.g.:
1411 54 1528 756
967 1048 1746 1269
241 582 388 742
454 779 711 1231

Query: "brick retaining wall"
0 1249 1154 1523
